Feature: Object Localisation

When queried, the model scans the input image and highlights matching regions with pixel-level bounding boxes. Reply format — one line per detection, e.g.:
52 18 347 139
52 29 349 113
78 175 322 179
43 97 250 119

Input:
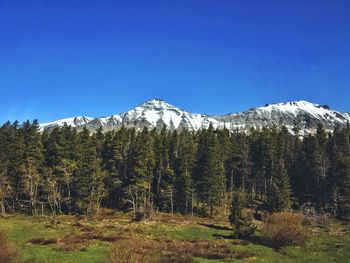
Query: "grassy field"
0 213 349 263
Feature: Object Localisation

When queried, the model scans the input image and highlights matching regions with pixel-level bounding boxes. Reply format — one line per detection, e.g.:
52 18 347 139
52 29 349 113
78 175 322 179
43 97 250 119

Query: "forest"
0 120 350 219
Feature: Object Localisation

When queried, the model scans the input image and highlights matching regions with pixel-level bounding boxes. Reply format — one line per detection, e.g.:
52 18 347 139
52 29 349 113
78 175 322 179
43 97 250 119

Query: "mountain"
41 116 93 129
213 101 350 134
40 99 350 134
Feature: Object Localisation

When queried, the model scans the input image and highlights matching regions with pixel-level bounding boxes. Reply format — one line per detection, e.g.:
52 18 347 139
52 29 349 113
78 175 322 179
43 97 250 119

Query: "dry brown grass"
107 237 255 263
261 212 308 249
53 229 124 252
108 242 154 263
326 224 347 236
54 235 90 252
0 230 16 263
28 237 57 245
231 239 250 246
27 224 123 252
157 253 194 263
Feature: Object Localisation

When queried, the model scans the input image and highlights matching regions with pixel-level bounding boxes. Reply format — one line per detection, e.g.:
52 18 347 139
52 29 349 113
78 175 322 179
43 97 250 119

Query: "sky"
0 0 350 124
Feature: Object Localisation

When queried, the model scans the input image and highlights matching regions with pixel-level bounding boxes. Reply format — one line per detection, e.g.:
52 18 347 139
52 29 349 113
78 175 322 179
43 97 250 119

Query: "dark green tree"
194 125 224 216
229 188 256 238
266 159 292 212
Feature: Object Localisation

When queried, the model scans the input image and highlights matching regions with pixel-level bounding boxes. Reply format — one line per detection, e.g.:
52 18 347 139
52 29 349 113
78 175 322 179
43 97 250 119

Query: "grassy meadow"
0 213 349 263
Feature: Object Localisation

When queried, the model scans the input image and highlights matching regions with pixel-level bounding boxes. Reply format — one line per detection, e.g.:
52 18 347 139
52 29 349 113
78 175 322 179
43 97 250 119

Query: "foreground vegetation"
1 213 349 263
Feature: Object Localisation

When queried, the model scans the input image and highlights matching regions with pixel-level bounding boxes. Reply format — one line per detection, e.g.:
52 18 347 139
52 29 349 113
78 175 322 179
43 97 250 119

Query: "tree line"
0 120 349 218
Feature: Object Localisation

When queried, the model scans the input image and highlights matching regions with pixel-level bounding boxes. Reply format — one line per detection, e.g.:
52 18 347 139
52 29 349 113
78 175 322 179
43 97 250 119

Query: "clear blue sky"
0 0 349 123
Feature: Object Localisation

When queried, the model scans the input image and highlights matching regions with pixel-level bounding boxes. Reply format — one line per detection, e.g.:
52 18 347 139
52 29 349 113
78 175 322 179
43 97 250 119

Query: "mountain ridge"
40 99 350 135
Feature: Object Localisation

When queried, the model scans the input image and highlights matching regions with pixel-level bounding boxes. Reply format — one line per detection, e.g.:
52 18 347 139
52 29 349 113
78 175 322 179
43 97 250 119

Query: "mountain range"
40 99 350 135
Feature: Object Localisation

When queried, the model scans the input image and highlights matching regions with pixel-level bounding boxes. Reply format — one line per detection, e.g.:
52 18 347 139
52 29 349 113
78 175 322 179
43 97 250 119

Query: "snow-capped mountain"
40 116 93 131
213 101 350 134
41 99 223 132
40 99 350 134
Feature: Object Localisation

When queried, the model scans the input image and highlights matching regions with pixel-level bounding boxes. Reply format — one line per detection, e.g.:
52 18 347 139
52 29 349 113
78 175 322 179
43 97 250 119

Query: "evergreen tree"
231 133 252 193
326 126 350 216
74 128 106 215
0 162 12 214
153 126 174 211
174 130 196 214
127 128 155 217
229 188 256 238
266 159 292 212
55 158 77 213
194 125 224 216
1 117 350 218
21 120 44 215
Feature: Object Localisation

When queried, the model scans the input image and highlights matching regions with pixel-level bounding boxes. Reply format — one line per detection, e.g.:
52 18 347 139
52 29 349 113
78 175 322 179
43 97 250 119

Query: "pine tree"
194 125 224 216
174 130 196 214
55 158 77 213
231 133 252 194
229 188 256 238
127 128 155 218
266 159 292 212
216 128 232 213
21 120 44 215
333 156 350 216
295 135 318 204
100 130 122 208
0 163 12 215
314 124 329 207
74 128 106 215
326 126 350 216
153 126 174 211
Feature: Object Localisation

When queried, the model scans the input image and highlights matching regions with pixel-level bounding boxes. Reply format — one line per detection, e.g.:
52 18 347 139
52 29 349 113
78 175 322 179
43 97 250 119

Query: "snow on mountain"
212 100 350 134
113 99 221 130
40 116 93 131
40 99 350 134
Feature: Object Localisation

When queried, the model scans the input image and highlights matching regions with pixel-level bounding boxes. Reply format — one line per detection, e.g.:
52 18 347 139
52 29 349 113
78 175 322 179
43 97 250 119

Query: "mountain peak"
274 101 332 110
141 98 168 104
137 99 180 111
254 100 336 120
263 100 316 108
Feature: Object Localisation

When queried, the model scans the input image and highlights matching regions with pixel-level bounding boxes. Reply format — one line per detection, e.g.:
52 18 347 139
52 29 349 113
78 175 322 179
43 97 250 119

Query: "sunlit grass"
0 214 349 262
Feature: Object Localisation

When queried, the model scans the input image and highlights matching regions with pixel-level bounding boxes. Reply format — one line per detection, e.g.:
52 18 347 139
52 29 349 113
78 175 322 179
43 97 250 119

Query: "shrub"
0 231 16 263
232 209 256 238
261 212 308 249
134 206 154 222
299 203 330 226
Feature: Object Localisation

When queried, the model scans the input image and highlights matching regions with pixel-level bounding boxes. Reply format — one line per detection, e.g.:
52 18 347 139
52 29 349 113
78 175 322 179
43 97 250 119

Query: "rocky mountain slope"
40 99 350 134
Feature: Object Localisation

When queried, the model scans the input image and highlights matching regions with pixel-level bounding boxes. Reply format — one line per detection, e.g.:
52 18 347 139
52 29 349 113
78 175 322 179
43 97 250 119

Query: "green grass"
0 214 349 263
16 243 106 263
152 224 230 241
0 215 109 263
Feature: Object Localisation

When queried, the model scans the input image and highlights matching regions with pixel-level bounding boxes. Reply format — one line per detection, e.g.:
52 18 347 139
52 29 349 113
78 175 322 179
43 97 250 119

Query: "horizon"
1 1 350 123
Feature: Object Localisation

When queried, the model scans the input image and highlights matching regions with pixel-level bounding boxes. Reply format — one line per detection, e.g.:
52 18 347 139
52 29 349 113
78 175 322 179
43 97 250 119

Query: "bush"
261 212 308 249
0 231 16 263
231 209 256 238
134 206 154 222
299 203 330 226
